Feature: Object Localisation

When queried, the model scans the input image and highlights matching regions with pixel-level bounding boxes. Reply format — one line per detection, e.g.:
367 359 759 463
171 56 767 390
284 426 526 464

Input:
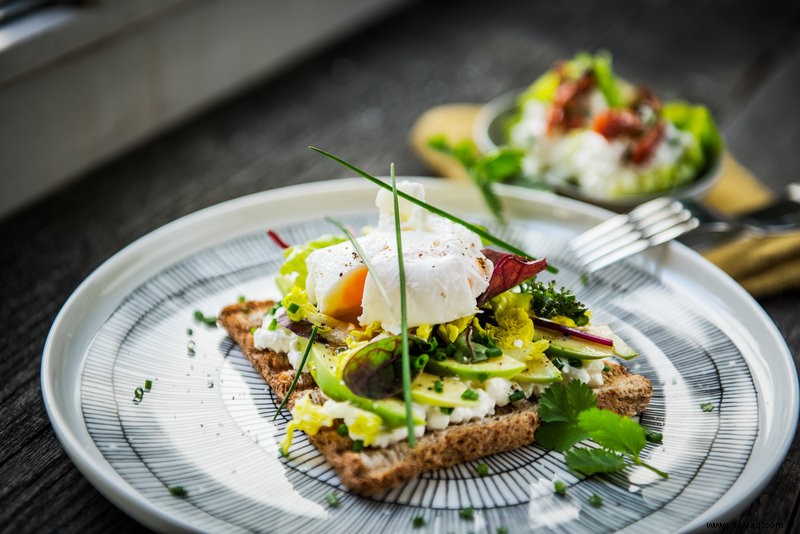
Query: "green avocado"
512 353 562 384
411 373 479 407
424 354 527 382
535 326 638 360
306 342 423 428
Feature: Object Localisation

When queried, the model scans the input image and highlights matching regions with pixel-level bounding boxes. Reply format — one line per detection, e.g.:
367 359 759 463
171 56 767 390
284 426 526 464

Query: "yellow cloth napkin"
410 104 800 298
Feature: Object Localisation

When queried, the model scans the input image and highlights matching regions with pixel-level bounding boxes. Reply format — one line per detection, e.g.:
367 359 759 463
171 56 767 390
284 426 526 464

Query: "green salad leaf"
276 235 347 294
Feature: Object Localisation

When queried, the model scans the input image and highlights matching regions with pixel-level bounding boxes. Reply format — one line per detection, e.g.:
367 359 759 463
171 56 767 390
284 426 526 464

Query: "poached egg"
304 182 493 333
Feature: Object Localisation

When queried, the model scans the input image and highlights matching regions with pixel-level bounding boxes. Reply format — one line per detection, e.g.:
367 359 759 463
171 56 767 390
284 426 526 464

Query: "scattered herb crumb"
496 528 508 534
352 439 364 452
580 273 590 286
238 295 246 303
412 516 426 528
169 486 187 497
476 463 490 477
644 428 663 443
602 364 611 373
133 387 144 403
337 423 349 437
144 379 153 392
508 389 526 403
588 494 603 507
250 326 258 334
700 402 714 412
554 480 567 495
461 389 479 401
434 379 444 393
325 492 340 508
459 507 474 520
186 328 193 336
193 310 217 327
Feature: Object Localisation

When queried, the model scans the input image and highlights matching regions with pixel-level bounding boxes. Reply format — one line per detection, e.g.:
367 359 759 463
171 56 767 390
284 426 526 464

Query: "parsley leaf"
538 380 597 423
535 421 588 451
578 408 646 458
565 447 626 475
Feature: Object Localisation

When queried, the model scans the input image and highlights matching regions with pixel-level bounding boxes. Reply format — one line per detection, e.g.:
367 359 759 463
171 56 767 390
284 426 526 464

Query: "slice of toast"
219 300 653 495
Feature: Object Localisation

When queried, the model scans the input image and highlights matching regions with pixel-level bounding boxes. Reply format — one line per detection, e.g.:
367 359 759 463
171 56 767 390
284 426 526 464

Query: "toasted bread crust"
219 300 653 495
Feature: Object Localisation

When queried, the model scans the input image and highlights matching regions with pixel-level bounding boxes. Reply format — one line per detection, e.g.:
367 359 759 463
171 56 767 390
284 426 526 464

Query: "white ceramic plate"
42 178 797 533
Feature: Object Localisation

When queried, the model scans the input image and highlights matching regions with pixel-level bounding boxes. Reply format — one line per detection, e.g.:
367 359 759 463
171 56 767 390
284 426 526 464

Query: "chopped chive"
287 302 300 314
186 328 193 336
250 326 258 334
325 492 340 508
412 516 426 528
580 273 590 286
169 486 187 497
433 379 444 393
193 310 217 327
144 379 153 392
588 494 603 507
700 402 714 412
267 318 278 331
476 372 489 382
476 463 490 477
352 439 364 452
326 216 394 312
391 165 416 449
310 146 558 274
508 390 526 403
568 358 582 368
133 387 144 403
554 480 567 495
552 358 564 370
238 295 246 303
278 447 287 458
459 507 474 520
497 528 508 534
644 428 663 443
440 407 454 415
461 389 479 401
273 326 318 422
602 364 611 373
193 310 203 321
336 423 349 437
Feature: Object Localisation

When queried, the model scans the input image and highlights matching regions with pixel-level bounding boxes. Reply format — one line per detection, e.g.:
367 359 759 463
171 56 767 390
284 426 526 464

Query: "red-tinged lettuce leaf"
477 249 548 306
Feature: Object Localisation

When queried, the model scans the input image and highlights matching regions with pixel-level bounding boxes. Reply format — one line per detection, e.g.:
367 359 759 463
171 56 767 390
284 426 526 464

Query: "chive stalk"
391 164 416 448
310 146 557 274
273 325 318 421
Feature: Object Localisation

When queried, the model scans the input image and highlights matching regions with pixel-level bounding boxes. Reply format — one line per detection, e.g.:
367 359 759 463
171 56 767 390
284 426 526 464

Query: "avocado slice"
424 354 527 382
512 352 562 384
535 325 638 360
306 342 423 427
411 373 479 407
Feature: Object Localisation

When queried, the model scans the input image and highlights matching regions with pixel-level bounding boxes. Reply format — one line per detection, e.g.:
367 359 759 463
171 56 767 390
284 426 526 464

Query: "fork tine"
571 197 674 247
572 197 699 272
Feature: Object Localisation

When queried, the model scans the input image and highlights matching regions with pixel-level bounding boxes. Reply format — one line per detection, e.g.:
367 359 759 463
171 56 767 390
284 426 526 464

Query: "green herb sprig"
537 380 668 479
391 164 416 448
273 325 318 421
310 146 557 274
521 280 589 325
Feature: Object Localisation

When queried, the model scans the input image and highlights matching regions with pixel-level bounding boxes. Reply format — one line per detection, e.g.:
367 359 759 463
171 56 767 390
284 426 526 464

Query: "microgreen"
325 216 393 312
309 146 557 273
391 164 416 448
272 326 318 421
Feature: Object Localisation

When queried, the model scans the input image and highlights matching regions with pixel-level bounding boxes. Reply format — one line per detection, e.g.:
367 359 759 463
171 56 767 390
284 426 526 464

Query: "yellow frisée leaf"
437 315 474 343
282 286 316 322
282 394 336 453
487 307 535 351
347 322 383 347
488 291 532 315
415 323 433 340
549 315 577 327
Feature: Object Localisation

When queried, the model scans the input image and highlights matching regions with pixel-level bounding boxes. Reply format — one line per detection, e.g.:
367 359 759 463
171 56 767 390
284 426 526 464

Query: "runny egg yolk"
321 265 368 322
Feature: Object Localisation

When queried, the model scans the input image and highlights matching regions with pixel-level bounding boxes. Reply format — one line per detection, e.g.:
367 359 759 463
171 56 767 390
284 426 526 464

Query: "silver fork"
570 183 800 272
569 198 699 273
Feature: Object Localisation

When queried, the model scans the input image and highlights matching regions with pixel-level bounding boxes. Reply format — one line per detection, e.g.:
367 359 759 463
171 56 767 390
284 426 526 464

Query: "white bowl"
473 90 723 211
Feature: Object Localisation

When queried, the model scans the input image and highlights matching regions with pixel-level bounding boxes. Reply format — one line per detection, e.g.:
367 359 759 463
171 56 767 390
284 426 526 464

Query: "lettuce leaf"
276 234 347 295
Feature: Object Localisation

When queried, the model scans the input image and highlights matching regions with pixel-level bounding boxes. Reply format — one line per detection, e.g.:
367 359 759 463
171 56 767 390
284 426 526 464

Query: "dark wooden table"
2 1 799 532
